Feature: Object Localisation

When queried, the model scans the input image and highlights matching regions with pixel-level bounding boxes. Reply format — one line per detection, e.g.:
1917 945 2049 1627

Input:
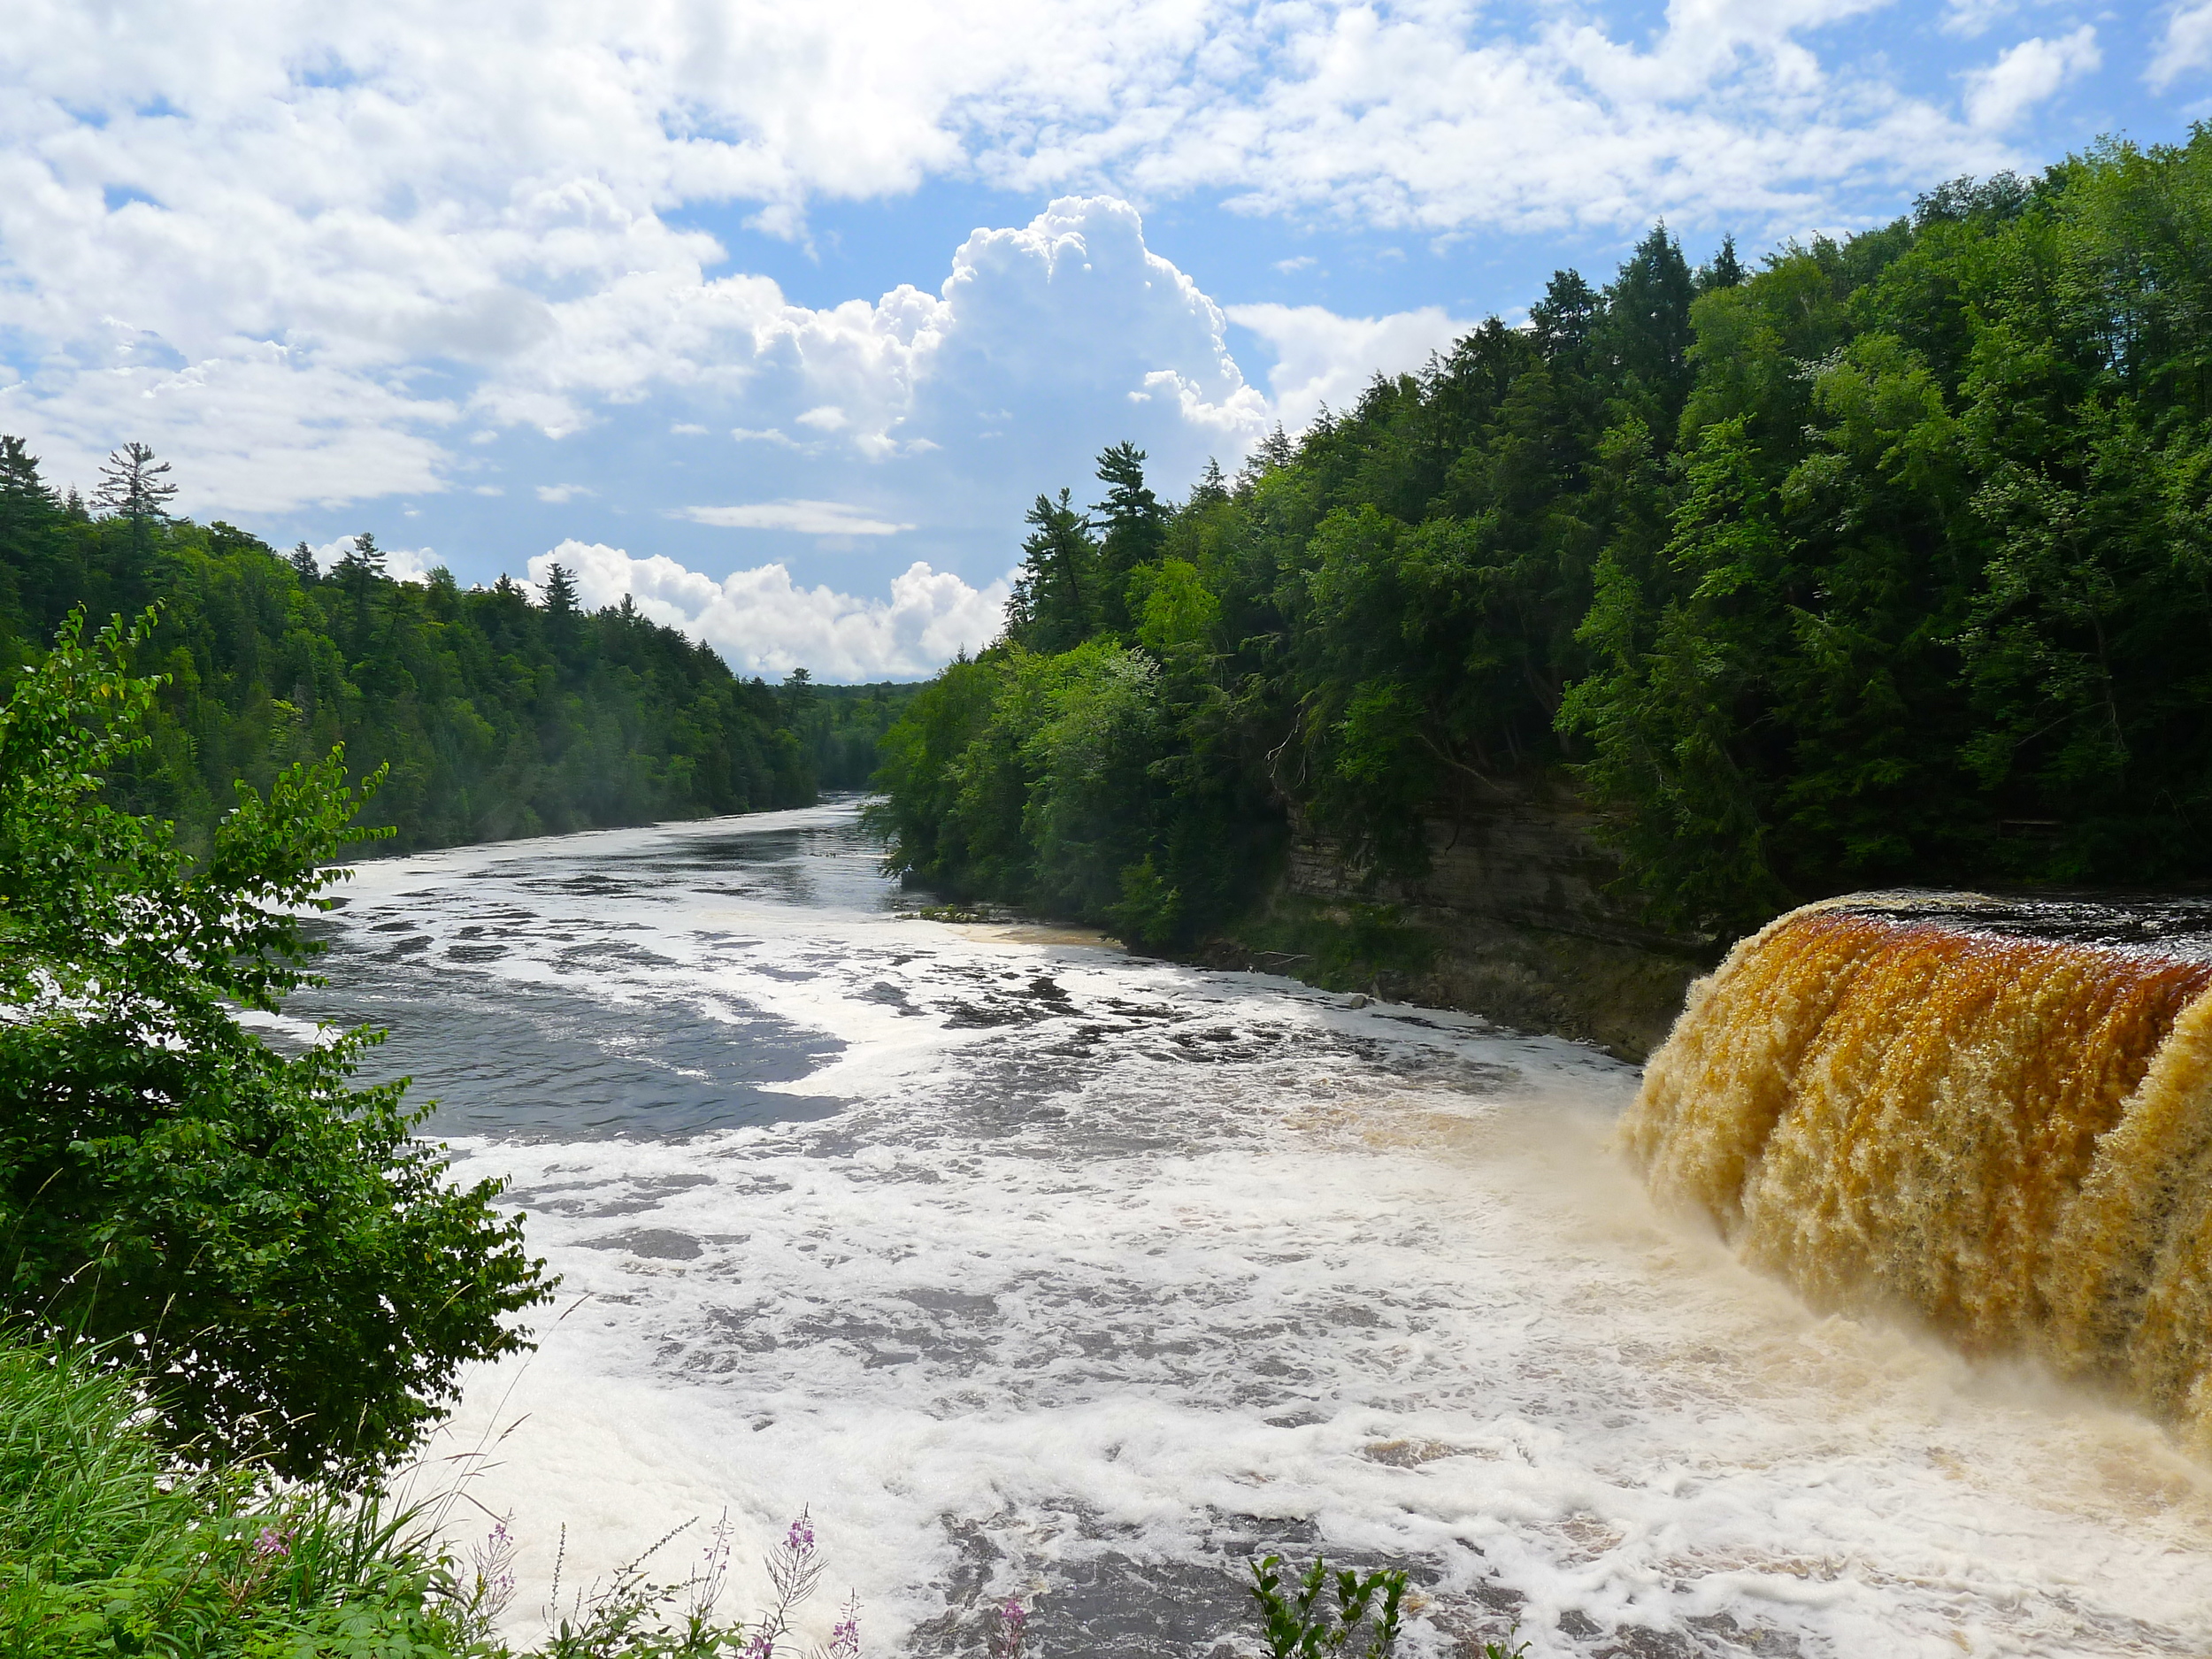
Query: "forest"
0 445 910 849
874 131 2212 949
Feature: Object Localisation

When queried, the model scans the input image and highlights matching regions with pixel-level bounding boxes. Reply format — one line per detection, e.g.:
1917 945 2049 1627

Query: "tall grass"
0 1333 465 1656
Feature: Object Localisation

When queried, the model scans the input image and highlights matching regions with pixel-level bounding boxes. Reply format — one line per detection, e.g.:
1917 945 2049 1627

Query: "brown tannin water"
1624 891 2212 1446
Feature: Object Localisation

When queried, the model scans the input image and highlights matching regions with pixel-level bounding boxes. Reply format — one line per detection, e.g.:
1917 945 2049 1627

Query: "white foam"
322 809 2212 1656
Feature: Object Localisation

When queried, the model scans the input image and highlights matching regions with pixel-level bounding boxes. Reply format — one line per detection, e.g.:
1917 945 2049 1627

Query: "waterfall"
1621 894 2212 1442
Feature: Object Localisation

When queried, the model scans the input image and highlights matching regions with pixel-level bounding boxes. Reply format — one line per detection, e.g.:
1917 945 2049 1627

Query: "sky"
2 1 2207 680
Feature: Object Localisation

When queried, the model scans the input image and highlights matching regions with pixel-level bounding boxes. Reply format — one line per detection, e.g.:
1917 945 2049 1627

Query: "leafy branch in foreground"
0 606 553 1481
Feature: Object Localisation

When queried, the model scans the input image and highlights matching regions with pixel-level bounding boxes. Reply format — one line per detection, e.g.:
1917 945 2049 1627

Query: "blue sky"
2 0 2207 678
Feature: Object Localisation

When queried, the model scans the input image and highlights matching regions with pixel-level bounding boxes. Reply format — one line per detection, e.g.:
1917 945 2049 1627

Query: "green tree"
0 608 552 1480
1093 442 1167 630
331 530 386 653
1003 489 1100 652
92 442 177 560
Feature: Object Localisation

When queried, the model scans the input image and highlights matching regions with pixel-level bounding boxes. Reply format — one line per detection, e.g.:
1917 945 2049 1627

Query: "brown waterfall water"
1622 892 2212 1445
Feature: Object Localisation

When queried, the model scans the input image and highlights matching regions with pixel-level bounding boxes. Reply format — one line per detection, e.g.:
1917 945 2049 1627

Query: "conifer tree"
333 531 385 651
1092 442 1166 630
1697 234 1745 292
541 558 579 618
1004 489 1099 654
93 442 177 556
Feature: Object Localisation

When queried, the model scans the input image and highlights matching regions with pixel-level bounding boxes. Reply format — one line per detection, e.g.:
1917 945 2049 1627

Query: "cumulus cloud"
2152 4 2212 91
915 196 1271 450
1962 28 2100 129
676 501 917 536
535 483 593 503
530 540 1010 680
1226 303 1471 433
0 2 2029 519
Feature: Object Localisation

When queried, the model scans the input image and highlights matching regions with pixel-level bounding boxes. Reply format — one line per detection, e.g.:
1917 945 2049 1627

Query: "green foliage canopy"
0 465 815 855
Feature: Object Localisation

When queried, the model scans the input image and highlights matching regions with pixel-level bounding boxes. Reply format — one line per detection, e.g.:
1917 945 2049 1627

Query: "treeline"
0 443 819 849
790 672 924 791
876 131 2212 945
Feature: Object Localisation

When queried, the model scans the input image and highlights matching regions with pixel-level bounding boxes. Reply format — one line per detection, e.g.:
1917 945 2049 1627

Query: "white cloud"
0 347 452 514
1225 302 1471 433
677 501 918 536
0 4 2030 521
1962 28 2100 129
1940 0 2017 39
913 196 1271 454
795 406 849 431
535 483 592 503
2152 3 2212 92
669 421 708 435
530 540 1010 680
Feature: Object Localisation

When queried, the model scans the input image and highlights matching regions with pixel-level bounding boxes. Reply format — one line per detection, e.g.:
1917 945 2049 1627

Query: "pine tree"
0 437 61 629
1191 457 1230 509
1092 442 1166 630
332 532 386 652
0 436 49 508
541 560 579 618
1697 234 1745 293
1005 489 1099 654
539 559 581 662
93 442 177 556
1601 223 1698 433
288 541 319 583
1530 269 1601 373
1239 425 1295 493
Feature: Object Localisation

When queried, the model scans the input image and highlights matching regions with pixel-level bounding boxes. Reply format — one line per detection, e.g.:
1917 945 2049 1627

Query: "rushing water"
284 806 2212 1658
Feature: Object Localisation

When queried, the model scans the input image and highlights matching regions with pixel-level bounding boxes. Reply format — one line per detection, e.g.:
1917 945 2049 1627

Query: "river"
281 803 2212 1658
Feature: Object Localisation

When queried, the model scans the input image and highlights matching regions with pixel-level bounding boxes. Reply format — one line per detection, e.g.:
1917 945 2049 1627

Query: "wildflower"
989 1595 1027 1659
827 1592 862 1659
253 1525 292 1559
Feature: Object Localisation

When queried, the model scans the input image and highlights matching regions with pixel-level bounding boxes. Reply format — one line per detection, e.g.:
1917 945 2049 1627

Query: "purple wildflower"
989 1595 1027 1659
469 1516 519 1624
827 1591 862 1659
252 1526 292 1560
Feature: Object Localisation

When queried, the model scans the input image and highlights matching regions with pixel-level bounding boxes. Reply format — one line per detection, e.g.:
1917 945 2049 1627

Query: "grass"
0 1334 466 1656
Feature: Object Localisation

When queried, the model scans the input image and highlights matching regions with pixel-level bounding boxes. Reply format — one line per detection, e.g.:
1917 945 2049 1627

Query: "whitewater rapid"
289 805 2212 1658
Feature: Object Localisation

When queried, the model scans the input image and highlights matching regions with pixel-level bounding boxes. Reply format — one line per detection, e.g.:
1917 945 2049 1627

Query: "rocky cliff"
1211 780 1709 1061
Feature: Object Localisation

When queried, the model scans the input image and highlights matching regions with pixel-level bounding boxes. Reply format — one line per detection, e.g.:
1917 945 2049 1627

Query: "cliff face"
1217 781 1708 1061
